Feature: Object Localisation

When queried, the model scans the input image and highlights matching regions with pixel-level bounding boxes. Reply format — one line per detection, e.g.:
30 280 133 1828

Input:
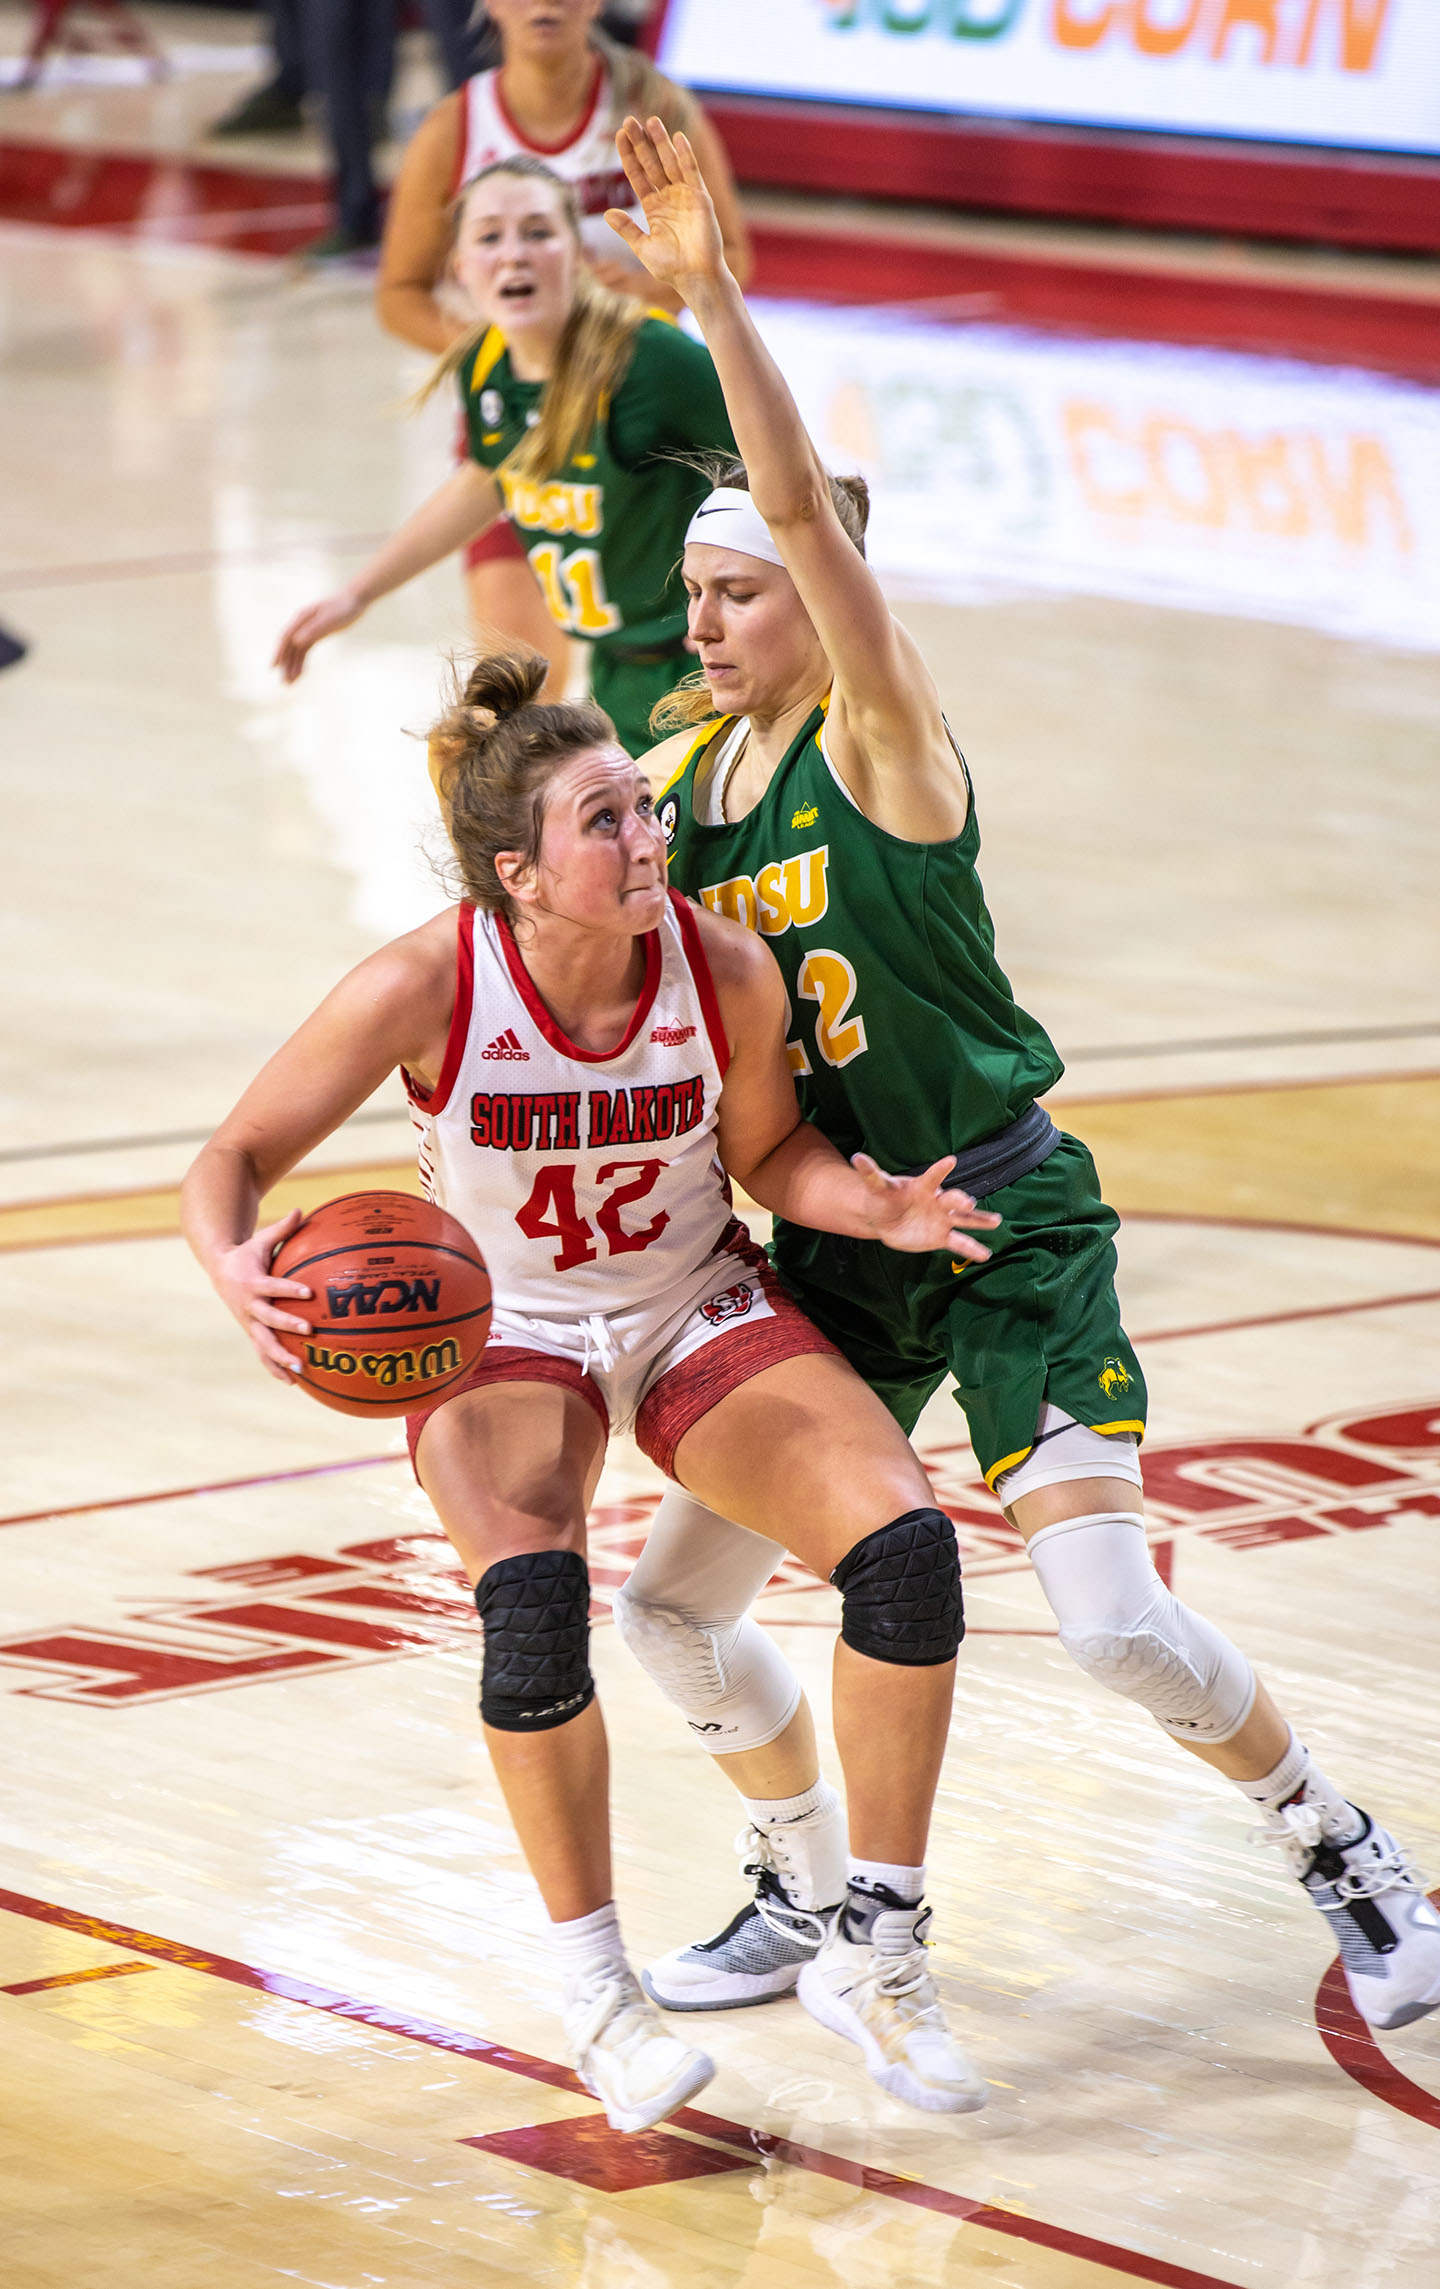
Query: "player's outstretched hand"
851 1153 1001 1261
605 115 725 300
209 1206 313 1383
274 588 367 684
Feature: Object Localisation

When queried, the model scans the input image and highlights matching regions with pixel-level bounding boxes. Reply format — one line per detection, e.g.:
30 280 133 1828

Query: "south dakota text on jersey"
468 1080 708 1152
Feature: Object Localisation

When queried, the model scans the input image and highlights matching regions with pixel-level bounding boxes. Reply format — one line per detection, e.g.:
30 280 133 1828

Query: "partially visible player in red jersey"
376 0 752 693
182 652 1001 2135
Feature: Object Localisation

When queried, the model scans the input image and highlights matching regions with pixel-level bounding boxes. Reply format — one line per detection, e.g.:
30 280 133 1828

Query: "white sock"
1235 1729 1309 1816
743 1778 840 1828
1235 1730 1364 1843
847 1856 924 1906
549 1900 625 1984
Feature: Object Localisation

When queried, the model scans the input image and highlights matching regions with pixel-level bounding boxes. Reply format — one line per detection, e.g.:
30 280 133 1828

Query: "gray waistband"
941 1101 1060 1201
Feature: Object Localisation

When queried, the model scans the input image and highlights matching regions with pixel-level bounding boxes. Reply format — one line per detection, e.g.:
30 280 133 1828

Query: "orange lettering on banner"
1064 400 1412 555
1228 434 1309 537
1307 435 1413 551
1133 0 1205 56
1294 0 1392 71
1050 0 1118 49
1048 0 1390 65
1145 417 1228 527
1209 0 1282 61
1063 403 1148 513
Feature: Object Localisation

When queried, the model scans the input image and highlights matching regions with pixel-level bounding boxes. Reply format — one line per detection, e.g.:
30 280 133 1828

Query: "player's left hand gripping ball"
269 1191 491 1416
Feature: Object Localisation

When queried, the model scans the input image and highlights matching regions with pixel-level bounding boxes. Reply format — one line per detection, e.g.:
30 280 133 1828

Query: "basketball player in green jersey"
275 156 734 759
597 116 1440 2068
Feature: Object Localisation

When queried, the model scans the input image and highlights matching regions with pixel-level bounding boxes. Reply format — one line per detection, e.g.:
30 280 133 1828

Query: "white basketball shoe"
562 1961 715 2132
1261 1800 1440 2031
797 1887 987 2114
643 1810 845 2012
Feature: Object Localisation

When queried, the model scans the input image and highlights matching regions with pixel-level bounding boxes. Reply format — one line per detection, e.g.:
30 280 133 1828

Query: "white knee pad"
1026 1512 1256 1746
611 1488 802 1754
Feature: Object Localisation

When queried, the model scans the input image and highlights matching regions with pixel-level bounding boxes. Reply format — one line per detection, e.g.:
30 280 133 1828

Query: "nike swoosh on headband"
683 488 787 567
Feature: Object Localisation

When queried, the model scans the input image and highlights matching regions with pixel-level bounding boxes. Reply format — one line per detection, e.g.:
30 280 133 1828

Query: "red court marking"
747 222 1440 384
668 2108 1240 2287
0 1453 399 1531
3 1959 155 1995
1 1205 1435 1553
464 2114 750 2193
1313 1908 1440 2137
697 86 1440 261
1135 1287 1440 1349
0 1884 1245 2288
3 135 1439 382
1122 1210 1440 1257
0 1884 586 2093
0 139 328 256
3 1274 1436 1541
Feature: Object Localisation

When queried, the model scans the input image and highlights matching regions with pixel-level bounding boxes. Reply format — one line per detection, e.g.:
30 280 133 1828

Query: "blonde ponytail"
648 669 720 738
510 266 645 482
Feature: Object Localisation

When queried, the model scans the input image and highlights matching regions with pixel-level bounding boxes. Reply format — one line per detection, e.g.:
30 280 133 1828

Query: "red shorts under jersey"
406 1225 838 1483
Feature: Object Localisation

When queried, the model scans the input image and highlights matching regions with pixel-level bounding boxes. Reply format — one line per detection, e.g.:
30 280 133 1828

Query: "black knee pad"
475 1548 594 1732
831 1508 964 1667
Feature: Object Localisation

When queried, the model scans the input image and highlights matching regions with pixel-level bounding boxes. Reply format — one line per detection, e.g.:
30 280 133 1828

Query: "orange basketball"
270 1191 491 1418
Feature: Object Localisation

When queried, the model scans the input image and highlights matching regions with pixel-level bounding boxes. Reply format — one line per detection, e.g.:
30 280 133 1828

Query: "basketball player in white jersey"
376 0 751 688
182 653 1004 2136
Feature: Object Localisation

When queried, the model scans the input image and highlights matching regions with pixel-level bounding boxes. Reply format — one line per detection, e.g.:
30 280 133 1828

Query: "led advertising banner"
748 300 1440 651
658 1 1440 157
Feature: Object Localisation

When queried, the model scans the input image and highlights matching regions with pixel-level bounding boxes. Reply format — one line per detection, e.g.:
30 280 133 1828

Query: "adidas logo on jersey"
481 1028 529 1061
650 1023 697 1048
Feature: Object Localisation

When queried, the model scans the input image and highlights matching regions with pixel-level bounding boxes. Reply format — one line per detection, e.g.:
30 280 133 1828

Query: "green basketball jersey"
660 707 1063 1170
464 316 734 653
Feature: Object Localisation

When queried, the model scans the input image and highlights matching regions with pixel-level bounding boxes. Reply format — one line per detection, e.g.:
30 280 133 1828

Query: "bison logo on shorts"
700 1282 755 1326
1099 1356 1133 1400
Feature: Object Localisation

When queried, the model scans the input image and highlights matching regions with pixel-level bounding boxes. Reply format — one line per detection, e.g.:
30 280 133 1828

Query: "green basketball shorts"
770 1132 1146 1490
590 640 693 761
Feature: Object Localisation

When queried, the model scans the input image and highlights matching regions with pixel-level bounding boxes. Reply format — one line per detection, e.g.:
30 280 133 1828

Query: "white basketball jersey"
406 894 733 1322
455 62 644 269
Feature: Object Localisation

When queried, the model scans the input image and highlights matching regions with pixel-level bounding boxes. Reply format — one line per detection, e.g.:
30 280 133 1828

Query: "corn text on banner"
659 0 1440 157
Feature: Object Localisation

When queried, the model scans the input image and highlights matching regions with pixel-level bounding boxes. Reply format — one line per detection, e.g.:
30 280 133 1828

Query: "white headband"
683 487 786 568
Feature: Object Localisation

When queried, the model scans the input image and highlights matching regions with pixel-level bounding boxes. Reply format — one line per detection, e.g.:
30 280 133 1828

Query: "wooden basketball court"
2 23 1439 2284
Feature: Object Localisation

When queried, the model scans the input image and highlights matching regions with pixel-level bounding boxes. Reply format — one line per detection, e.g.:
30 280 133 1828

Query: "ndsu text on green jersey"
464 316 735 650
660 706 1063 1176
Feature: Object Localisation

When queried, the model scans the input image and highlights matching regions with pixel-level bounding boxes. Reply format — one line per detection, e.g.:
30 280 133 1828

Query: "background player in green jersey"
274 156 735 759
597 116 1440 2057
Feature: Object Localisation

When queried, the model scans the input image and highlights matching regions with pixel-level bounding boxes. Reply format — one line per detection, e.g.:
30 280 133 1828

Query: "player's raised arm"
606 117 965 839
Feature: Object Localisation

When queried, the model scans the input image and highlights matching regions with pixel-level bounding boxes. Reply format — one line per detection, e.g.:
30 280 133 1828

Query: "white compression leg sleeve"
611 1487 802 1753
1027 1512 1256 1746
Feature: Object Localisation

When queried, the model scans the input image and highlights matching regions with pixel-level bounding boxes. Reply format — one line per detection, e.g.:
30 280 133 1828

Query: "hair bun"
459 650 549 723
